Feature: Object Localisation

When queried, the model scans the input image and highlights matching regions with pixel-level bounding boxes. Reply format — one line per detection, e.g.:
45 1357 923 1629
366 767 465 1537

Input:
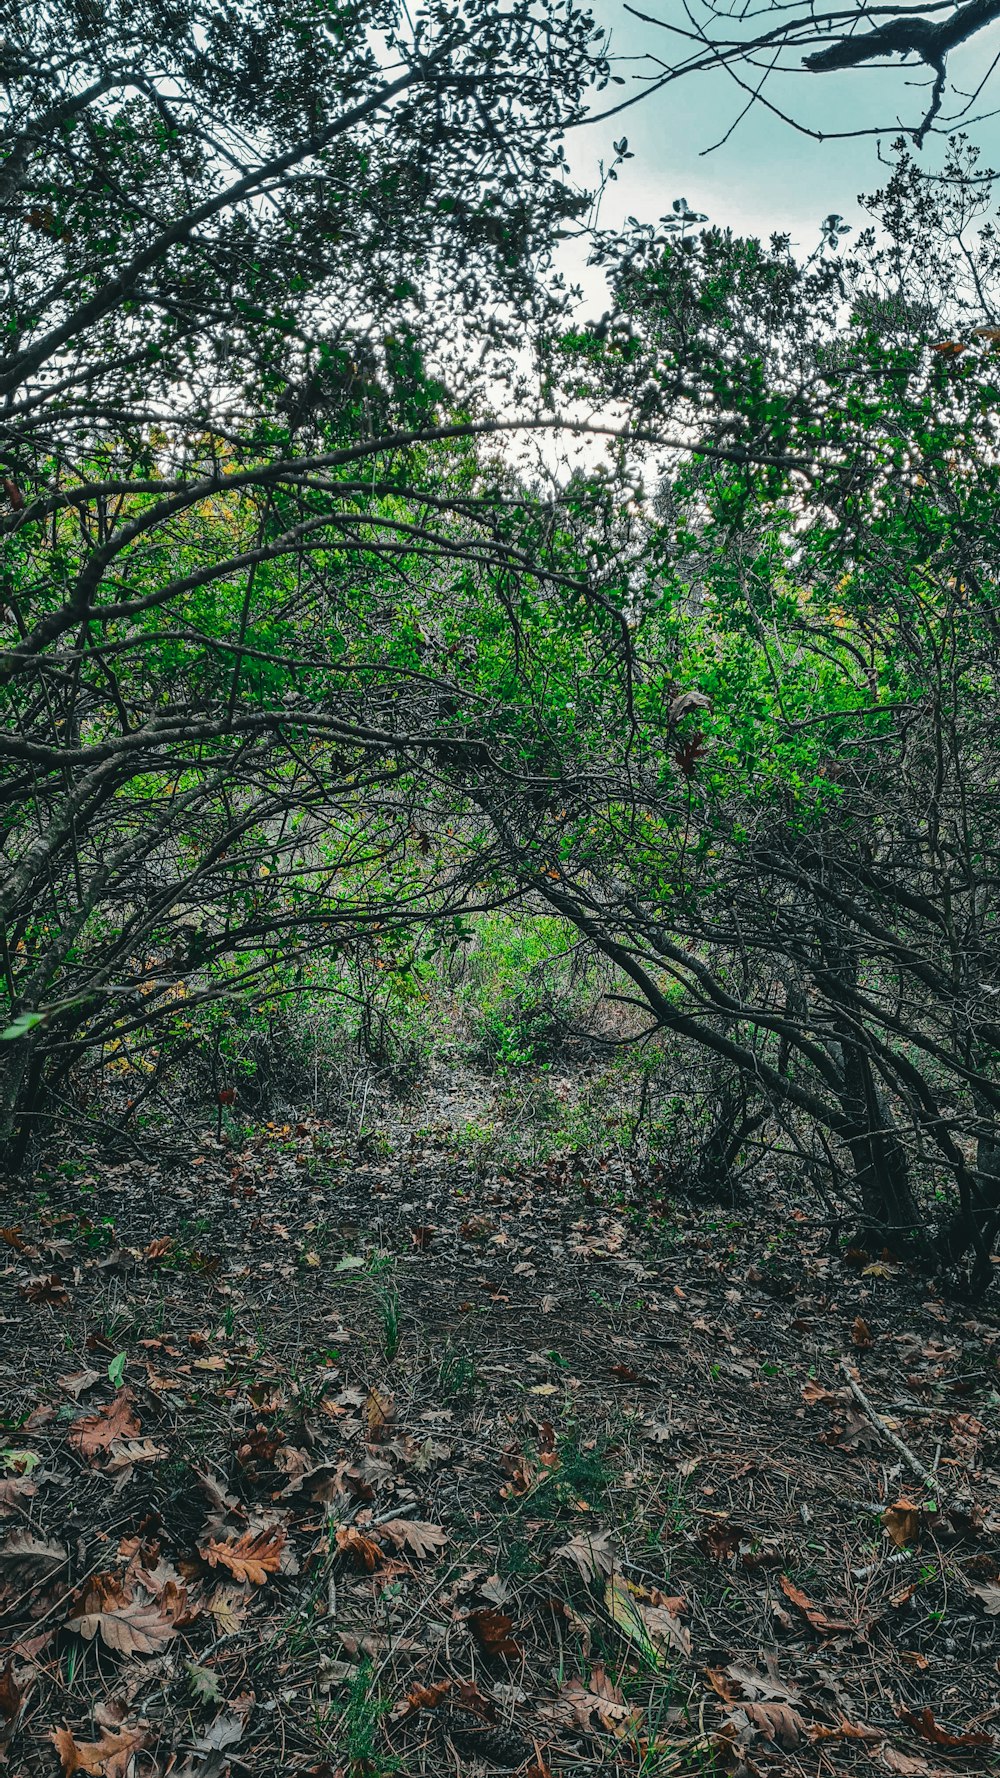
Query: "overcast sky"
564 1 1000 257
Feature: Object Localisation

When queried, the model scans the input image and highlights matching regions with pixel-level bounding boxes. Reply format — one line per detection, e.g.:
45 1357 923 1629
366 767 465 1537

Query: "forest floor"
1 1114 999 1778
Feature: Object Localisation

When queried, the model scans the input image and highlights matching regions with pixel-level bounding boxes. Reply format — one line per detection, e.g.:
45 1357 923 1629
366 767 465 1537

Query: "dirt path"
1 1122 998 1775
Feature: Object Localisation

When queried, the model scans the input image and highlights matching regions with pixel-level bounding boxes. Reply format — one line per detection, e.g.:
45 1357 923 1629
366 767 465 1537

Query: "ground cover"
0 1118 998 1776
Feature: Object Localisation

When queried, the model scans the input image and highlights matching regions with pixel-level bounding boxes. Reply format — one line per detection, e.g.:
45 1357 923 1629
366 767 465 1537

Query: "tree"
0 0 616 1153
472 148 1000 1283
599 0 1000 147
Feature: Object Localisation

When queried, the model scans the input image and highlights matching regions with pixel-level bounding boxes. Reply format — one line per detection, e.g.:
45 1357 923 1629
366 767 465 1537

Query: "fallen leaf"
200 1528 285 1586
67 1581 177 1656
0 1473 38 1515
851 1316 873 1348
882 1499 923 1549
68 1392 141 1461
778 1574 852 1634
735 1701 808 1749
0 1530 66 1572
968 1578 1000 1614
206 1585 248 1634
468 1606 523 1661
637 1595 691 1658
604 1573 661 1665
185 1661 223 1704
378 1520 447 1559
192 1713 246 1753
0 1660 21 1725
801 1380 838 1406
51 1725 147 1777
335 1525 385 1571
363 1387 394 1443
881 1750 950 1775
393 1680 451 1720
556 1529 616 1584
553 1665 639 1739
105 1438 168 1473
897 1705 991 1748
58 1369 102 1400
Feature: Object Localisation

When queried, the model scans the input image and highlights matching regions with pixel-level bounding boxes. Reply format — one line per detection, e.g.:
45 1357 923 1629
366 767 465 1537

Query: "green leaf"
107 1352 127 1389
1 1448 40 1473
185 1660 223 1704
0 1012 43 1042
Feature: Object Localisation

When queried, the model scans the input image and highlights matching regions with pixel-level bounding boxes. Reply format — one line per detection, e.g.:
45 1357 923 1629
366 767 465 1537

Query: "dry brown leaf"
57 1369 102 1400
0 1530 66 1572
556 1529 616 1584
335 1525 385 1571
736 1701 808 1749
68 1392 140 1461
378 1519 446 1559
467 1606 523 1661
897 1705 992 1749
206 1585 248 1634
881 1750 951 1776
67 1583 177 1656
0 1661 22 1728
968 1578 1000 1614
105 1439 168 1473
51 1726 147 1777
554 1666 639 1739
801 1380 839 1406
881 1498 924 1549
778 1574 852 1633
0 1473 38 1515
199 1528 285 1586
20 1273 70 1305
811 1713 880 1743
363 1387 394 1443
636 1596 690 1658
392 1680 451 1720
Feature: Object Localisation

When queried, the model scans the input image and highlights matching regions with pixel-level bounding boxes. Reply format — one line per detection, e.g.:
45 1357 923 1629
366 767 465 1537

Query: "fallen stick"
839 1360 951 1506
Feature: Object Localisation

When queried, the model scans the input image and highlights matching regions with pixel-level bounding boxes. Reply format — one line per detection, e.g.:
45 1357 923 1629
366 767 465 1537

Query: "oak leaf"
897 1705 991 1749
556 1529 615 1584
468 1606 522 1661
0 1473 38 1515
881 1499 923 1549
67 1583 176 1656
736 1701 807 1749
105 1439 168 1473
378 1519 446 1559
335 1525 385 1571
968 1578 1000 1614
0 1660 22 1727
0 1530 66 1575
200 1528 285 1585
51 1726 147 1777
68 1392 140 1461
393 1679 451 1720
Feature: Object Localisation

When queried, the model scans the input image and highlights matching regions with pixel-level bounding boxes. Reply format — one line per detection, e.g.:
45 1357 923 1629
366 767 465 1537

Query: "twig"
839 1361 950 1505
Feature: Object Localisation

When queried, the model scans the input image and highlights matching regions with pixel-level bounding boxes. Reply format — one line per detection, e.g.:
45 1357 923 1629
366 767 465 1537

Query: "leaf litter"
0 1119 997 1773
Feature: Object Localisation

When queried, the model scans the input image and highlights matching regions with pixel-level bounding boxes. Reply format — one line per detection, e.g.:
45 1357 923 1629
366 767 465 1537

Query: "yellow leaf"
604 1573 661 1666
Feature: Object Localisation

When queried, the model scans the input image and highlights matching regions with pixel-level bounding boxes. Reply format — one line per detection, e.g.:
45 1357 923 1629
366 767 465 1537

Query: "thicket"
4 6 1000 1288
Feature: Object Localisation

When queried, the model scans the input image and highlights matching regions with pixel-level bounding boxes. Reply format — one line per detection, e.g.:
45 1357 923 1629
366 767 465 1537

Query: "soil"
0 1113 998 1777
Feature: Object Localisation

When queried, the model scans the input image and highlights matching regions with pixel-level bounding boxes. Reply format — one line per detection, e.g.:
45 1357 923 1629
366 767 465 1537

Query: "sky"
563 1 1000 259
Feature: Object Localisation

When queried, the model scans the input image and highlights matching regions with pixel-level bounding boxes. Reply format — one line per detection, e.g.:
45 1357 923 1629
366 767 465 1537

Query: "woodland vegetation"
2 7 1000 1774
6 0 1000 1285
